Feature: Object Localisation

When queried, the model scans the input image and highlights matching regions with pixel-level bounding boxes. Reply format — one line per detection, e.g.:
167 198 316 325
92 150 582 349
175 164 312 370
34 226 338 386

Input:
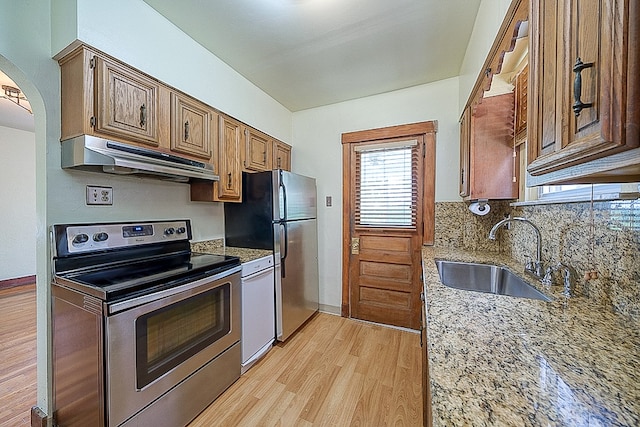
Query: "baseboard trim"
0 275 36 290
319 304 341 315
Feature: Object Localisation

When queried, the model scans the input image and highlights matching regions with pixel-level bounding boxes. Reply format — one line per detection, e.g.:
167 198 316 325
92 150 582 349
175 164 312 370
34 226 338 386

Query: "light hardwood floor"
0 286 422 426
188 313 423 426
0 285 37 427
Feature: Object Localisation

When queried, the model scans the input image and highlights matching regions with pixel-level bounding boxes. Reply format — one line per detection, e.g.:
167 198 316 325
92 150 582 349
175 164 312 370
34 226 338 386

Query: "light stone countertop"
422 247 640 426
191 240 273 264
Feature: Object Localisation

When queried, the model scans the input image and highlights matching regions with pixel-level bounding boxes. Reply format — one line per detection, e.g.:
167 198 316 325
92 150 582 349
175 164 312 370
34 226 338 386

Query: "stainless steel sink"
435 260 552 302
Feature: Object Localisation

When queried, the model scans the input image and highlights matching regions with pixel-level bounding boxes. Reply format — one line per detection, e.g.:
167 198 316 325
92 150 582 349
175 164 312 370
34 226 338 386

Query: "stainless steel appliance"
225 170 319 341
61 135 219 182
51 219 241 427
240 255 275 373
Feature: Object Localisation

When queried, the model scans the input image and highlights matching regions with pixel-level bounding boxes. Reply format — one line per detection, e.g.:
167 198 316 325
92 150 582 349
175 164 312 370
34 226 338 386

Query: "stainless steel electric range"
51 219 241 427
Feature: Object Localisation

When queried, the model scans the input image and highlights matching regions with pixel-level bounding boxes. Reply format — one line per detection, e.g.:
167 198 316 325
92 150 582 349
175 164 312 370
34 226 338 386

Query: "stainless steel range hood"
61 135 219 183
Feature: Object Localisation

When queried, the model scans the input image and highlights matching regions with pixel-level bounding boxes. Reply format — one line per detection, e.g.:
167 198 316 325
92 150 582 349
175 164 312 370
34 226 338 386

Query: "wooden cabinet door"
528 0 639 176
273 140 291 171
217 115 242 201
244 128 272 171
459 95 518 201
94 56 159 146
470 94 518 200
459 107 471 197
170 93 212 160
514 64 528 143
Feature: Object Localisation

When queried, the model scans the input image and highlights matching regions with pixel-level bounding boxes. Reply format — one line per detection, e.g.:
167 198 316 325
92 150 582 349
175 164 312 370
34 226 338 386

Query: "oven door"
105 269 241 427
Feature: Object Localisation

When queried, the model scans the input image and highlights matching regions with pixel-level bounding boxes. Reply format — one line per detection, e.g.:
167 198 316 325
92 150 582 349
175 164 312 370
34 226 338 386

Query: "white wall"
458 0 512 113
0 125 36 280
292 77 460 310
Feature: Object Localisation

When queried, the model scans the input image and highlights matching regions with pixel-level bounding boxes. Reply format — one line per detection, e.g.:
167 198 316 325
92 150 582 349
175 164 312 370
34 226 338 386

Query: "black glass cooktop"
58 252 240 301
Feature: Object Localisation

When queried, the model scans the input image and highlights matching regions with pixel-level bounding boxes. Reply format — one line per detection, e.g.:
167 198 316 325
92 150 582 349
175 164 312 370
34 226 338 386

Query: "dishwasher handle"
242 266 274 282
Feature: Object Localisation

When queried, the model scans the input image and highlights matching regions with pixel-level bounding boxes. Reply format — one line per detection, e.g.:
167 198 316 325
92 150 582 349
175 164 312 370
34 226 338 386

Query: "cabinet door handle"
184 121 190 141
572 57 594 116
277 157 281 169
227 172 232 189
139 103 147 127
263 151 266 163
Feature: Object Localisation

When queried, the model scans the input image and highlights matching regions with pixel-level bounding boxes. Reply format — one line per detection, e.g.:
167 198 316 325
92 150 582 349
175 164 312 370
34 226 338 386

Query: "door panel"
349 230 421 329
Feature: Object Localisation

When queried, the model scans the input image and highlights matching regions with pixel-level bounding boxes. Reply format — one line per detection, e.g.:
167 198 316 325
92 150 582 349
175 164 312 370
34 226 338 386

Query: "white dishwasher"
241 254 275 373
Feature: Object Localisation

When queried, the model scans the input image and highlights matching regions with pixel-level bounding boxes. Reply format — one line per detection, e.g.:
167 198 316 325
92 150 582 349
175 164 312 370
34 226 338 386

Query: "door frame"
341 121 437 318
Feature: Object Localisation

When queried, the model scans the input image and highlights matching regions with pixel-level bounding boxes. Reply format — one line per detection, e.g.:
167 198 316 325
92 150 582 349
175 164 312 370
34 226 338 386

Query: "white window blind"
355 140 418 227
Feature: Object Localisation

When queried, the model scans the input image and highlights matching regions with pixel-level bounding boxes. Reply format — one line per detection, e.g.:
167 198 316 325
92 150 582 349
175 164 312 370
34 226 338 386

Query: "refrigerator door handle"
279 170 287 221
280 223 288 278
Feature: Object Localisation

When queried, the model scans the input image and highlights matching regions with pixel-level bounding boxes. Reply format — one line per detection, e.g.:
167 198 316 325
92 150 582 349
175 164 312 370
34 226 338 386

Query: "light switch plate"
86 186 113 205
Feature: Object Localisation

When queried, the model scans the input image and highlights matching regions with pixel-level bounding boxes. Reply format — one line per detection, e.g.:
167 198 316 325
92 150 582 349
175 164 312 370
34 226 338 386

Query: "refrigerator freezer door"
279 170 317 221
276 218 319 341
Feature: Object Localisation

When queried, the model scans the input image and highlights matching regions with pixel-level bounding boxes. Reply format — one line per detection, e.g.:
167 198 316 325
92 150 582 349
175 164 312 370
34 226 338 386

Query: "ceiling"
0 70 34 132
143 0 482 112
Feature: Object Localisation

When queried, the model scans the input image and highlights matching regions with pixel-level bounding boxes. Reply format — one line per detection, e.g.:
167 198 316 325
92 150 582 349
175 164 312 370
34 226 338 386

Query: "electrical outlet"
86 186 113 205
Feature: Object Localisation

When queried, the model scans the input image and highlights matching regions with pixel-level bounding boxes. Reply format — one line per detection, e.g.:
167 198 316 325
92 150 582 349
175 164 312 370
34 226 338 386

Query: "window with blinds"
354 140 418 227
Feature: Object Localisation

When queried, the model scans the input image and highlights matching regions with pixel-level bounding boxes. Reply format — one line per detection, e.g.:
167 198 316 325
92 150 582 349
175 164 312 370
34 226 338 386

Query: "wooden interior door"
342 122 436 330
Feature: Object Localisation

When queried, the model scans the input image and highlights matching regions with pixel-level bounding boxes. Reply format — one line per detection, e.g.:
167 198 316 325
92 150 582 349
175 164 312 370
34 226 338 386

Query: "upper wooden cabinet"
527 0 640 183
244 128 272 171
59 44 294 198
273 139 291 171
458 0 526 201
217 116 243 201
460 94 518 200
191 114 243 203
170 92 213 160
59 46 167 149
94 56 161 147
59 45 212 164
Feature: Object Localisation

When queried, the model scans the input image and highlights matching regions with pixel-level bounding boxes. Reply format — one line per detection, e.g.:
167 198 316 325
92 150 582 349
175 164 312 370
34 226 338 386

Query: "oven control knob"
176 227 186 235
93 232 109 242
164 227 175 236
72 233 89 245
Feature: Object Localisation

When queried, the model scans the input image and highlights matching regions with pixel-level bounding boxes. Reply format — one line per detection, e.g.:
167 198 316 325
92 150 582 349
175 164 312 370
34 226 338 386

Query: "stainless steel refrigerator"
225 170 319 341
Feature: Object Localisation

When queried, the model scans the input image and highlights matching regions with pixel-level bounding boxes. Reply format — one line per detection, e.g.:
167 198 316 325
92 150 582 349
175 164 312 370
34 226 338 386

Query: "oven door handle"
107 265 242 314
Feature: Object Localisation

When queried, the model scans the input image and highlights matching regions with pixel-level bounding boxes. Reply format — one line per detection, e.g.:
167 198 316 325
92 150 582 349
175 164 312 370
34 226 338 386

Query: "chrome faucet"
542 262 573 298
489 214 544 278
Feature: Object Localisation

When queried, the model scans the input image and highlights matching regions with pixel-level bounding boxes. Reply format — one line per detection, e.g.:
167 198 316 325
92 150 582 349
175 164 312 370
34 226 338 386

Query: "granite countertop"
191 240 273 264
422 247 640 426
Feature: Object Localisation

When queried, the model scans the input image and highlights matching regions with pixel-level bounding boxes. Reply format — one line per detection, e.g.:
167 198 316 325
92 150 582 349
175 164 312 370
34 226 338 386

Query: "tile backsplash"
435 199 640 320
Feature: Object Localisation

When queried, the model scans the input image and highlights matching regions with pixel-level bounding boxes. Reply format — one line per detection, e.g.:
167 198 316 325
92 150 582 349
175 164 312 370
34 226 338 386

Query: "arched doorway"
0 63 40 426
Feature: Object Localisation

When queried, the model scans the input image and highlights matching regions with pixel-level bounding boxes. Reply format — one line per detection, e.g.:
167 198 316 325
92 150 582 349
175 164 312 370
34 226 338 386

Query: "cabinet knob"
572 57 594 116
